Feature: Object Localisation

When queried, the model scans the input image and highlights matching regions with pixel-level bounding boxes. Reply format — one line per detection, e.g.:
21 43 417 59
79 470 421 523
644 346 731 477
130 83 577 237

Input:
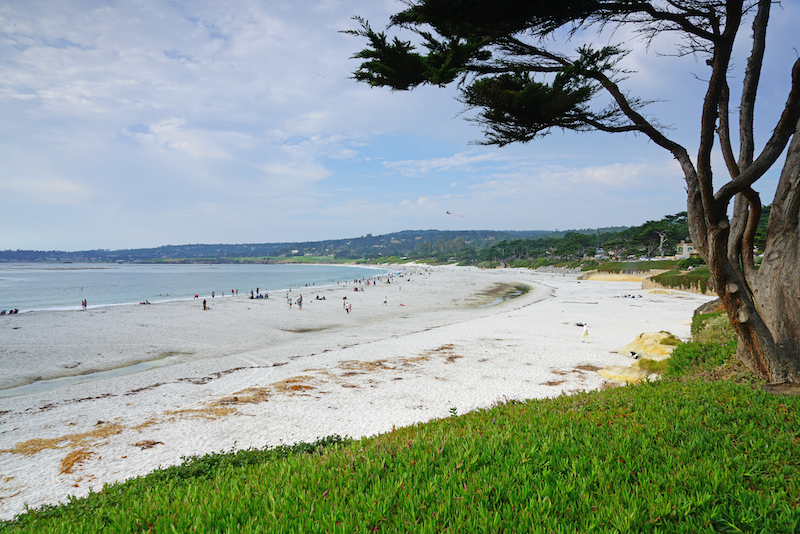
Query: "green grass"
664 309 742 380
4 380 800 533
636 358 669 374
652 267 712 293
597 260 679 273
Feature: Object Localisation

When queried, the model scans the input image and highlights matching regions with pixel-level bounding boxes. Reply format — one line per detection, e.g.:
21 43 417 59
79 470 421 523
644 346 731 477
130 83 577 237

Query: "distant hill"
0 227 628 263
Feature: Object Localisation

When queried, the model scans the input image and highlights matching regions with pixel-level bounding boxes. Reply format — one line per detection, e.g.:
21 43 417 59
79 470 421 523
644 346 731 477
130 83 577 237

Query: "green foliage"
678 256 706 269
667 310 738 377
665 340 738 377
5 382 800 533
636 358 669 374
2 435 351 531
597 260 678 273
141 435 351 488
652 267 711 293
692 311 738 346
658 333 681 346
753 204 771 253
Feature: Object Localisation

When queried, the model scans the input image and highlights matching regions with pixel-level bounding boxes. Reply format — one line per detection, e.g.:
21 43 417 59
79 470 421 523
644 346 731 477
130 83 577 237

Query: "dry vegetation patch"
0 422 124 456
272 375 317 395
59 449 95 475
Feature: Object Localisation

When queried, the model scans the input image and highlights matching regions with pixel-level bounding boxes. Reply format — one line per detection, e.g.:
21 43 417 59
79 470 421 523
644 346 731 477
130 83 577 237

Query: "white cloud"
1 174 93 206
384 151 509 176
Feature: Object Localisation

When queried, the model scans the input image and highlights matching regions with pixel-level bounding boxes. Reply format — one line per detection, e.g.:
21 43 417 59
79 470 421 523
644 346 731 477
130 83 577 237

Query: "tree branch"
598 1 718 42
588 69 696 178
696 0 742 225
717 79 740 178
716 58 800 205
739 0 770 169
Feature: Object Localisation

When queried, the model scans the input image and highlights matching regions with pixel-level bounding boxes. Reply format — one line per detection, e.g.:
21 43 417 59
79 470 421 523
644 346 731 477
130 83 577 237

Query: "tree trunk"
700 121 800 384
743 120 800 383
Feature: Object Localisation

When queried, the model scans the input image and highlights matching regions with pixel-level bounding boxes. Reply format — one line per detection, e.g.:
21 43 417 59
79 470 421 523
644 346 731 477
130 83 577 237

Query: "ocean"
0 263 389 313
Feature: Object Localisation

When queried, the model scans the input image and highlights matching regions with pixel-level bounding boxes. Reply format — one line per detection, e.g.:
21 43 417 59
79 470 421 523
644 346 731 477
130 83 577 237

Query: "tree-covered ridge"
0 212 702 264
0 230 554 263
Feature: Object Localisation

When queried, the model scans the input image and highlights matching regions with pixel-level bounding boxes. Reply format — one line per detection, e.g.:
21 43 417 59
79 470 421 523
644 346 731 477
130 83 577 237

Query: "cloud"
384 151 509 176
128 118 231 158
1 174 93 206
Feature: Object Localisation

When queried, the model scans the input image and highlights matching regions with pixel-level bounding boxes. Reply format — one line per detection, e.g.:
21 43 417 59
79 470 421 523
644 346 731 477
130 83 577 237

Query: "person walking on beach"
581 323 590 343
203 299 207 310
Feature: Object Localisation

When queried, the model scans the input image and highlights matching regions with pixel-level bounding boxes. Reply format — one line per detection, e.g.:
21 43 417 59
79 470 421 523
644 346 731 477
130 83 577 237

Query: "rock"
619 333 677 361
694 298 722 316
598 366 648 383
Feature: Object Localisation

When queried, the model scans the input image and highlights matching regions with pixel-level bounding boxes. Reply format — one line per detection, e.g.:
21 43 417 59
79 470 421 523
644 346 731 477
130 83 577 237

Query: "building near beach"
676 240 698 259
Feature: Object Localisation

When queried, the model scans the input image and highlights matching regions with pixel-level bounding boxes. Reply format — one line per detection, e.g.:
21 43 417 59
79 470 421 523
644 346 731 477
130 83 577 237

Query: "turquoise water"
0 263 388 312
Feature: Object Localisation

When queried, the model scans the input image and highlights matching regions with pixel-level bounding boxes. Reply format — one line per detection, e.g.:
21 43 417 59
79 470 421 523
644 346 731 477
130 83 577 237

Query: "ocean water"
0 263 389 312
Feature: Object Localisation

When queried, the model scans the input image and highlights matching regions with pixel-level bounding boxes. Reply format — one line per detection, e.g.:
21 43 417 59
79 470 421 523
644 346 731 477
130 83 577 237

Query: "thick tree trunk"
744 121 800 383
698 122 800 384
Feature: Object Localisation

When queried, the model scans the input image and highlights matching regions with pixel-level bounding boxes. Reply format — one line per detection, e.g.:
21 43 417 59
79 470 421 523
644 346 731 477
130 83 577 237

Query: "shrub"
659 332 681 346
652 266 711 293
678 256 706 269
665 339 737 377
694 314 737 345
637 358 669 374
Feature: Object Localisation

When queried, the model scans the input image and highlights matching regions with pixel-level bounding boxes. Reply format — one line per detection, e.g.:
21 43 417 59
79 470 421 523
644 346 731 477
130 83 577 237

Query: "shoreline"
0 262 394 314
0 266 715 520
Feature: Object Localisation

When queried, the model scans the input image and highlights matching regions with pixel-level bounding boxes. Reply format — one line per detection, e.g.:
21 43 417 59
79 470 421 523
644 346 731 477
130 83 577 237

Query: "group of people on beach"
1 309 19 315
250 288 268 299
192 269 425 314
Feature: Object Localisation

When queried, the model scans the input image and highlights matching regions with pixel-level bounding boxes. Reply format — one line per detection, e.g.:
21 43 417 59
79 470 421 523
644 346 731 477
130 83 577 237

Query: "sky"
1 0 797 251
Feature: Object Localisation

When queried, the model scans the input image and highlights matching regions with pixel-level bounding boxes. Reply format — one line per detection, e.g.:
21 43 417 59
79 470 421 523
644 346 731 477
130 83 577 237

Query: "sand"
0 265 715 520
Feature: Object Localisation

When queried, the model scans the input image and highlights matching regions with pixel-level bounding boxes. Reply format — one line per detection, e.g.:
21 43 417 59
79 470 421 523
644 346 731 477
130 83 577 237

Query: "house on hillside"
676 240 699 259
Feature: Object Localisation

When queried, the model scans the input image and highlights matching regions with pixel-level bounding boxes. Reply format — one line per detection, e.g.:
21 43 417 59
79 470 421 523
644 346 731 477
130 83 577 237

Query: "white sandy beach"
0 266 715 520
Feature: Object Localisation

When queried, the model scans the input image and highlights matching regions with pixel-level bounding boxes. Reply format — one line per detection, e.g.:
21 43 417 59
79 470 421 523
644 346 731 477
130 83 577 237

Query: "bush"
678 256 706 269
664 339 737 377
652 266 711 293
637 358 669 374
659 332 681 346
596 260 678 273
693 314 737 345
665 308 739 377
